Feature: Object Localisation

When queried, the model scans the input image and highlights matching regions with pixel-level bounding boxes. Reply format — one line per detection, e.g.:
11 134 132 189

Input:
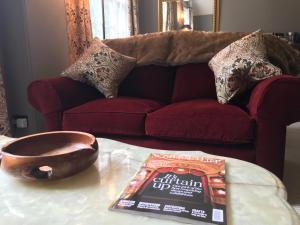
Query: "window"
90 0 104 39
90 0 130 39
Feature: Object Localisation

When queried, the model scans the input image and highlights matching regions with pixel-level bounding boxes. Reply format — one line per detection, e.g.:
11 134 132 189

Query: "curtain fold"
64 0 93 63
64 0 139 62
0 66 10 136
128 0 139 36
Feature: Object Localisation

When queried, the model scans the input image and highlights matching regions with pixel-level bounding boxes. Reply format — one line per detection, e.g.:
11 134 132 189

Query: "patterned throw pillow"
62 38 136 98
209 30 282 104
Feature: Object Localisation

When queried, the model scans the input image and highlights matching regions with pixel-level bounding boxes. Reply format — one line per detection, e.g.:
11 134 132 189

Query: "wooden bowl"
0 131 98 180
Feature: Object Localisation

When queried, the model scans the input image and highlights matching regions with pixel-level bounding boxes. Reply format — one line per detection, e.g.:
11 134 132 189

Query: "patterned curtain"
0 66 10 136
65 0 93 63
128 0 139 36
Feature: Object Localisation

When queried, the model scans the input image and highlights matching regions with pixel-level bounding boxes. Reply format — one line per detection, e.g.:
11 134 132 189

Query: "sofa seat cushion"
63 97 165 136
145 99 255 144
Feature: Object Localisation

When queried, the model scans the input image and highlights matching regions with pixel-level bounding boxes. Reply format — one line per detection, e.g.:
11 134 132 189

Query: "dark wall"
220 0 300 32
0 0 69 137
139 0 158 34
193 15 213 31
138 0 300 33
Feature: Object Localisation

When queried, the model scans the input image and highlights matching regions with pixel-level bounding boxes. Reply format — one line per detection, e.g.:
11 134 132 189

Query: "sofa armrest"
28 77 102 115
248 75 300 124
247 75 300 178
28 77 102 131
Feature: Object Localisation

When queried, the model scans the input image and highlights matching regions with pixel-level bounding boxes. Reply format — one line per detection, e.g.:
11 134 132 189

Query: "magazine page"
110 153 226 225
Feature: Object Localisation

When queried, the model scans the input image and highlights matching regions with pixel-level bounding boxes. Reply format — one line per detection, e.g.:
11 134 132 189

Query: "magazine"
110 153 226 225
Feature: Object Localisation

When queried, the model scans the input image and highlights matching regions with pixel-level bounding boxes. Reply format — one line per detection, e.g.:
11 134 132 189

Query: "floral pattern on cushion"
209 30 282 104
62 38 136 98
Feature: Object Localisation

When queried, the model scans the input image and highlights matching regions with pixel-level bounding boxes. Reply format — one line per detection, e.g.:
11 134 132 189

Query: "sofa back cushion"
119 65 176 102
172 63 217 102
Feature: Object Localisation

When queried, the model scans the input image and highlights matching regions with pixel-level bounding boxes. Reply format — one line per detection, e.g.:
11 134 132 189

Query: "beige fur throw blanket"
103 31 300 75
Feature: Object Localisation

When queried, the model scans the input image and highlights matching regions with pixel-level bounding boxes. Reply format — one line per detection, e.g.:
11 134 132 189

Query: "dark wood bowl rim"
1 131 97 159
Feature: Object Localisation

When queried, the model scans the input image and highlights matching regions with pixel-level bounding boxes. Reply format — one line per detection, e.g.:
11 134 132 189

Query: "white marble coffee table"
0 137 299 225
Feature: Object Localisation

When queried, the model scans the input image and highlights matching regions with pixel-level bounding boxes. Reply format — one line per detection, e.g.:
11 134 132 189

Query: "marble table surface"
0 137 299 225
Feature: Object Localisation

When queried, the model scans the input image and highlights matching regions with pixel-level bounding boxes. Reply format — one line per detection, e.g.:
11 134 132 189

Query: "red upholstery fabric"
146 99 255 144
28 77 101 114
247 75 300 178
119 65 176 102
63 97 165 136
28 77 101 130
248 75 300 123
28 64 300 179
172 63 216 102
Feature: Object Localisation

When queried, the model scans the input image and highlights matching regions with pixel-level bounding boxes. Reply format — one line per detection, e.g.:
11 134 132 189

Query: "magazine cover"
110 154 226 225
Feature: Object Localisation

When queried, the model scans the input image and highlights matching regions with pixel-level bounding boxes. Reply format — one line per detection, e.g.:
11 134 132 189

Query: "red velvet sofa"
28 63 300 178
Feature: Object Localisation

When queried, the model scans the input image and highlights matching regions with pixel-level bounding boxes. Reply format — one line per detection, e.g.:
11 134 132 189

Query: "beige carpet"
285 122 300 216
